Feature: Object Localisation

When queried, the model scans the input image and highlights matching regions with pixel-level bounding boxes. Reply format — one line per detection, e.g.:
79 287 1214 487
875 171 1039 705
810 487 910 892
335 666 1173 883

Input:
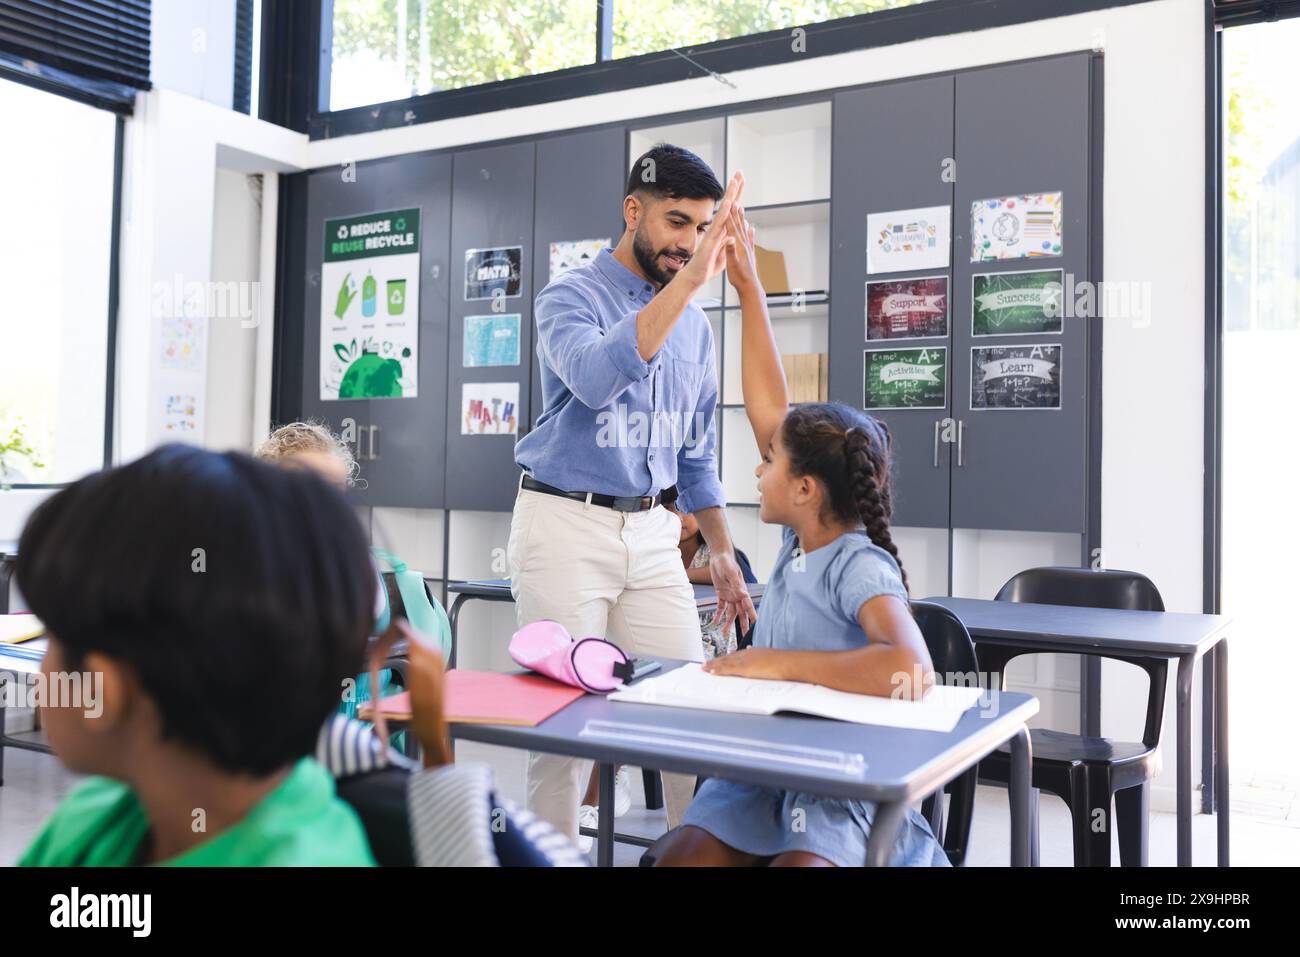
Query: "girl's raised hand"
676 171 744 290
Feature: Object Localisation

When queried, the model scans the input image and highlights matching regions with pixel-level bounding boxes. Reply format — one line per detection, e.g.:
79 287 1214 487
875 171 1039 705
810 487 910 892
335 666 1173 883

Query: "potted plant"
0 421 45 490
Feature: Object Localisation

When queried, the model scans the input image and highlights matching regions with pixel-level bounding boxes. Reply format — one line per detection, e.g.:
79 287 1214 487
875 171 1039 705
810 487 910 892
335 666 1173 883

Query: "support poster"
972 269 1064 336
863 347 947 410
970 344 1061 410
866 276 948 340
320 208 420 400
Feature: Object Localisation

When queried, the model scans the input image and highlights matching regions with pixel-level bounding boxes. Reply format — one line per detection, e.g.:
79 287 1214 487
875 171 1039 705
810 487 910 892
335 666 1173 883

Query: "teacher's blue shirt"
515 247 725 514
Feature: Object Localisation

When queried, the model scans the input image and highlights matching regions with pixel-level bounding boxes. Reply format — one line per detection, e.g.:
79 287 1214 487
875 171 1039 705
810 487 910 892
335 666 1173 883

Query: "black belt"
520 475 674 513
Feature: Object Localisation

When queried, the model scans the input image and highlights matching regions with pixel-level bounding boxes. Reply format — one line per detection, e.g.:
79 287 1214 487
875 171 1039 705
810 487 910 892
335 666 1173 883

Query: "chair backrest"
335 766 417 866
910 600 980 681
993 566 1168 747
995 565 1164 612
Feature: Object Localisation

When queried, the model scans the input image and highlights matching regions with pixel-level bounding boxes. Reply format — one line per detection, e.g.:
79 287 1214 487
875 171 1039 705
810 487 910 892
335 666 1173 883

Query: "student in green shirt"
15 444 378 867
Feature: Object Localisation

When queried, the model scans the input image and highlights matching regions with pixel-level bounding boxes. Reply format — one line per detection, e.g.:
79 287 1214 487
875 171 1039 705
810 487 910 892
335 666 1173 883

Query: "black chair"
976 566 1167 867
912 601 982 866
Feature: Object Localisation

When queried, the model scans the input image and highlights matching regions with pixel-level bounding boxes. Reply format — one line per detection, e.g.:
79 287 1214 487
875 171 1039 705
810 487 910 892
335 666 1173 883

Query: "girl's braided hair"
779 402 908 594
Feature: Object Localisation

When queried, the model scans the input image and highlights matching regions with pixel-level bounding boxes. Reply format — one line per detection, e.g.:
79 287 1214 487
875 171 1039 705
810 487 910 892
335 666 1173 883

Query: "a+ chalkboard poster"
972 269 1064 336
863 347 947 410
970 344 1062 410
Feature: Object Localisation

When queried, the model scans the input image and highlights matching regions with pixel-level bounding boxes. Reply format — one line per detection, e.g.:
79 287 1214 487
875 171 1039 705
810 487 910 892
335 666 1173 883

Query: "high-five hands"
675 171 744 292
723 174 761 295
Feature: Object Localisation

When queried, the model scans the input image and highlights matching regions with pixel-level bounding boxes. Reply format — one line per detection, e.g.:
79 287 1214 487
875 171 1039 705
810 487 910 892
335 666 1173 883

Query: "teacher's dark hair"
780 403 909 594
626 143 723 203
15 443 374 775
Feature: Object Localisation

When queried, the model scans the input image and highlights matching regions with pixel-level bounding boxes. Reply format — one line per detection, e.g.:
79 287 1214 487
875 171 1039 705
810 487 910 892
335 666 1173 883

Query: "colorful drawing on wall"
550 239 609 281
465 246 523 301
866 205 950 274
463 314 521 367
970 344 1061 410
320 207 420 401
970 193 1063 261
160 315 205 370
866 276 948 340
863 347 947 410
972 269 1064 336
461 381 519 436
163 393 199 432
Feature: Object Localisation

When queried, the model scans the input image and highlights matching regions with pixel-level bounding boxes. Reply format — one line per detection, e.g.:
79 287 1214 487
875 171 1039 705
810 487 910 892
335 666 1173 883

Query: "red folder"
362 669 586 727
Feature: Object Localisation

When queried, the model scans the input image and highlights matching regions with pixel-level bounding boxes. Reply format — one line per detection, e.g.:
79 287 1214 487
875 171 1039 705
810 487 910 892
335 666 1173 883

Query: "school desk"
448 656 1040 867
926 596 1230 867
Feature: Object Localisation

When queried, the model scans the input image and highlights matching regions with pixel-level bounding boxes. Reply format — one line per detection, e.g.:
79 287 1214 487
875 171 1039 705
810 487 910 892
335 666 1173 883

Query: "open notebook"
608 663 985 733
0 614 44 645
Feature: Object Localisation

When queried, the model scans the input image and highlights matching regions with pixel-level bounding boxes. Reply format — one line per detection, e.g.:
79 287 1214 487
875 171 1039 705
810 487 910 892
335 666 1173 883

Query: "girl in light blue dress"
655 197 948 867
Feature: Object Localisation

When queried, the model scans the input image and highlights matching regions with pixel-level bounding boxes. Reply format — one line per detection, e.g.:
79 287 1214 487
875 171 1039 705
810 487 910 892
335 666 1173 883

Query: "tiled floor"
4 739 1297 866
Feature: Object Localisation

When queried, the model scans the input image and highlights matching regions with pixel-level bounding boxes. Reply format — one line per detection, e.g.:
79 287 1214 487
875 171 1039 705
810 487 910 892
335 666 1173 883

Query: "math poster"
970 193 1063 261
461 382 519 436
463 314 521 367
320 208 420 401
866 205 950 274
866 276 948 340
972 269 1064 336
863 347 947 410
549 239 609 281
970 344 1062 410
464 246 523 301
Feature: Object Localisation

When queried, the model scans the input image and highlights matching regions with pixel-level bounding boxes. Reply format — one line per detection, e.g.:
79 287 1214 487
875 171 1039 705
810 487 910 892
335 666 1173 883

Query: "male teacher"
509 145 757 840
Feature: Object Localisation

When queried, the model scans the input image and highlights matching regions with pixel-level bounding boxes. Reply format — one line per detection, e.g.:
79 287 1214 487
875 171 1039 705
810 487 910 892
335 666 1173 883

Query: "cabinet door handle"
957 419 965 467
369 425 380 461
933 420 941 468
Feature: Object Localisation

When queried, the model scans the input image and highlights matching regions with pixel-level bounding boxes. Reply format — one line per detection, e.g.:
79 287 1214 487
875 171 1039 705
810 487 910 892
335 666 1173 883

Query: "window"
1220 17 1300 783
328 0 598 112
0 79 116 486
613 1 932 60
324 0 939 114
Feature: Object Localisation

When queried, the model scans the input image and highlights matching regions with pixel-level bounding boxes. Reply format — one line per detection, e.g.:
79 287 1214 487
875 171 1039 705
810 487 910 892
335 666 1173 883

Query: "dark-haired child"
656 193 948 868
17 445 376 866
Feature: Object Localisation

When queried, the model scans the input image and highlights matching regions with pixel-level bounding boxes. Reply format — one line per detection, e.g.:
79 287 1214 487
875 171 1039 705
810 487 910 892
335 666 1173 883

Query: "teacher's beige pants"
506 483 704 842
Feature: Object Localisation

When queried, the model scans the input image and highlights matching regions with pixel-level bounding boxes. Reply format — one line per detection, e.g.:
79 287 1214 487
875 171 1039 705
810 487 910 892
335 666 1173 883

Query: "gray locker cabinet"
829 76 956 530
951 54 1094 534
300 152 453 507
446 141 537 511
365 153 453 506
530 127 628 431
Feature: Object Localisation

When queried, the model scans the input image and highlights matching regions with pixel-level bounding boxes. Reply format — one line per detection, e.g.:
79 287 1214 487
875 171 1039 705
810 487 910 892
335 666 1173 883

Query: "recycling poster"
320 208 420 400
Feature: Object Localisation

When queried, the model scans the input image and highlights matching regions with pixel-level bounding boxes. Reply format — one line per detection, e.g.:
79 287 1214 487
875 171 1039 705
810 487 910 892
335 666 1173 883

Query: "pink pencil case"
508 620 630 693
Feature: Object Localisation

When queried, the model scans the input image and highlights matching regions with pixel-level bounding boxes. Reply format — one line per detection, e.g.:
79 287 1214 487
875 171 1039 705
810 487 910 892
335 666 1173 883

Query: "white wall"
205 169 264 452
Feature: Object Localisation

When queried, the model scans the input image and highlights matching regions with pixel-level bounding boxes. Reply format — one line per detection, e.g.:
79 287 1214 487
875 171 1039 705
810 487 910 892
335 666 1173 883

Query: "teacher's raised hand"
674 171 744 292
